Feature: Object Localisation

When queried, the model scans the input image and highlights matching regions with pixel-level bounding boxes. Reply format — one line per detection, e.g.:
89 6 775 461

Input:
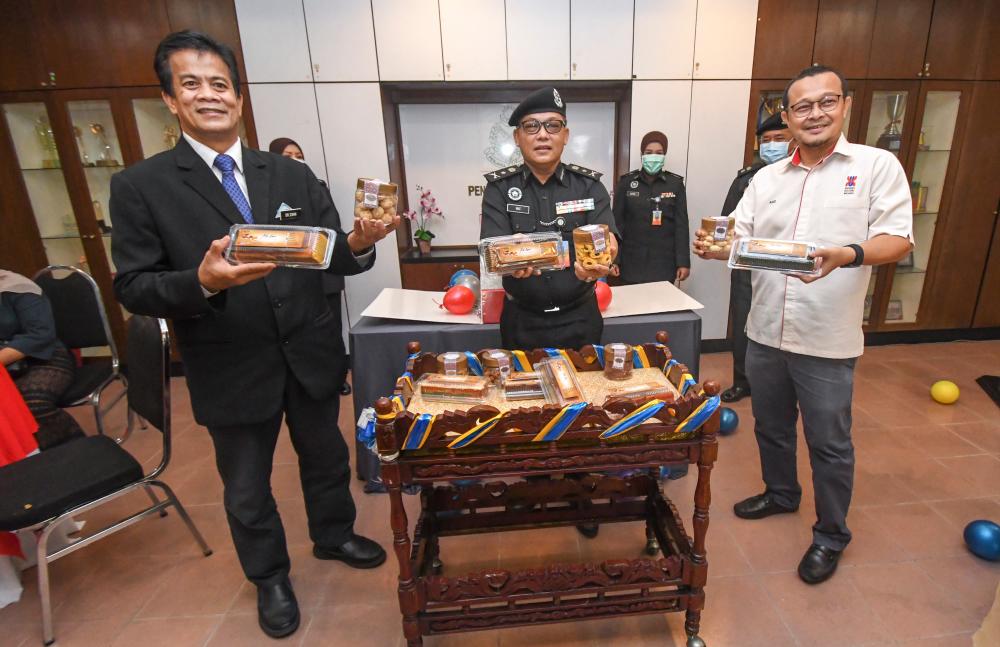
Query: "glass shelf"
22 166 64 172
894 265 926 275
917 148 951 153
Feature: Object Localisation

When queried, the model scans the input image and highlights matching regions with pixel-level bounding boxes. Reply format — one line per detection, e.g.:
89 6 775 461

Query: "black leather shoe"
721 385 751 403
576 523 600 539
313 534 387 569
798 544 842 584
257 579 299 638
733 493 798 520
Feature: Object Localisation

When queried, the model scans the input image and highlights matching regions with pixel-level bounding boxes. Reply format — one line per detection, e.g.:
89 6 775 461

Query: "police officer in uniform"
716 112 794 403
481 87 618 350
613 131 690 284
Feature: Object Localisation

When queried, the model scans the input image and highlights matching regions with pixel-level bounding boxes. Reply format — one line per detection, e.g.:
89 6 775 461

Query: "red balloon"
595 281 612 312
443 285 475 314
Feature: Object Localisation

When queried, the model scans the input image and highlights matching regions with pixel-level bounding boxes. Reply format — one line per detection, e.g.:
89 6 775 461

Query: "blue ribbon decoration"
593 344 605 368
600 399 667 439
447 413 502 449
464 351 484 376
356 417 376 451
512 350 532 372
674 395 721 435
403 413 435 450
532 401 588 442
632 345 651 368
680 373 697 395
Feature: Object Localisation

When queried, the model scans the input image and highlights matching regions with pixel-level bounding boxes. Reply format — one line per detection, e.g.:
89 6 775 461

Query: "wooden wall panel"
812 0 875 78
867 0 933 79
751 0 818 79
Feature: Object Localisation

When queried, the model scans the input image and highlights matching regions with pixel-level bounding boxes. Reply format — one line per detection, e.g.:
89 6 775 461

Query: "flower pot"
417 239 432 254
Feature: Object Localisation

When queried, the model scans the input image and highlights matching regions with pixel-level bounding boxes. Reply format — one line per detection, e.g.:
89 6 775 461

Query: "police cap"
756 112 788 136
508 87 566 126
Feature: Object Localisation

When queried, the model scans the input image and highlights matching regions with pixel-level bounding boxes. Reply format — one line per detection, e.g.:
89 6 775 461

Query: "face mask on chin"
641 153 665 175
759 141 789 165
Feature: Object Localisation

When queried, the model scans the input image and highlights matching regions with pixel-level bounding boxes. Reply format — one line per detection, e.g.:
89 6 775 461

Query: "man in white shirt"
695 65 913 584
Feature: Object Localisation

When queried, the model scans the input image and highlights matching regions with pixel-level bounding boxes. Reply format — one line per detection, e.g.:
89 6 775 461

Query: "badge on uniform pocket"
554 198 595 215
275 202 301 222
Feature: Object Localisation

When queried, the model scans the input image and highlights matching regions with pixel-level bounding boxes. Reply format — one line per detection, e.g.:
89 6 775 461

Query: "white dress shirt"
731 134 913 359
182 133 249 203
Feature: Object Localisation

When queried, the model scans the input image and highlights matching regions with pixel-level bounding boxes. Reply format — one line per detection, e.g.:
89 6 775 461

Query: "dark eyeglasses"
788 94 842 119
518 119 567 135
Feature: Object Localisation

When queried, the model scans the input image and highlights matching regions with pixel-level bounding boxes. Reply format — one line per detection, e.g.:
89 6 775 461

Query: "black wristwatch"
843 243 864 268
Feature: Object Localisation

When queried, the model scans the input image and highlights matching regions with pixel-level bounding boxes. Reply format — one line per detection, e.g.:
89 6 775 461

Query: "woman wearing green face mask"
612 131 691 284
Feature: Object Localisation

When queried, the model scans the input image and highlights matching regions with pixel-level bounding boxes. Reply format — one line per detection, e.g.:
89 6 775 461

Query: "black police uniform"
481 162 618 350
612 169 690 284
722 162 763 392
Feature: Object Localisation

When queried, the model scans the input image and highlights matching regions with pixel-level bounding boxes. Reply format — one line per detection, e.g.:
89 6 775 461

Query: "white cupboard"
632 0 698 79
303 0 380 81
371 0 444 81
628 81 693 177
439 0 507 81
247 83 328 183
506 0 570 80
570 0 634 80
234 0 313 82
692 0 759 79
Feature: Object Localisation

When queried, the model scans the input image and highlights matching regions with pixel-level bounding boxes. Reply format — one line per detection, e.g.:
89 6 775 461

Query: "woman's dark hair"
154 30 241 97
782 64 847 110
268 137 302 156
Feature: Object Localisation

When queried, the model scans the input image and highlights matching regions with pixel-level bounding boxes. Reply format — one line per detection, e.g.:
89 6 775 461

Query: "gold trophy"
89 123 120 167
34 115 60 168
875 93 905 154
163 124 178 149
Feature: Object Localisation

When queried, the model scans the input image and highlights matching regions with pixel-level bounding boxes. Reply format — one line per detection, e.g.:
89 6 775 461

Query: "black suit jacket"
109 138 373 428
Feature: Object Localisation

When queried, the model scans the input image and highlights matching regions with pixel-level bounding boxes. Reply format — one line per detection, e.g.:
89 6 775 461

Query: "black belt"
507 287 595 315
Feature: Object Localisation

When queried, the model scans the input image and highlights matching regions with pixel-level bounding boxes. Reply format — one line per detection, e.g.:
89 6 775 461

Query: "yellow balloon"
930 380 960 405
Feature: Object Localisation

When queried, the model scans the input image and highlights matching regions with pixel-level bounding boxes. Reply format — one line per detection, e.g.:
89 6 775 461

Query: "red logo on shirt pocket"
844 175 857 195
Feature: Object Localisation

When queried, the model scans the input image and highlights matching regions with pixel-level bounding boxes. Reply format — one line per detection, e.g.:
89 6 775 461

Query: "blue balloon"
963 520 1000 561
449 269 478 286
719 407 739 435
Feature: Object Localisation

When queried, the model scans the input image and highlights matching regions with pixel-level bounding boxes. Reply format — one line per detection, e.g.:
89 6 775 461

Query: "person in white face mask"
717 112 794 404
612 130 690 284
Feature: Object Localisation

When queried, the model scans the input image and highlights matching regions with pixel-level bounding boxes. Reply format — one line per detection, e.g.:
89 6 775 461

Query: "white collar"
182 132 243 173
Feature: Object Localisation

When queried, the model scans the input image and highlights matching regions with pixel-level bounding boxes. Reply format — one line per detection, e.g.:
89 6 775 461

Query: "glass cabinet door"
130 96 249 160
66 100 124 271
885 90 962 325
1 102 87 269
864 90 910 158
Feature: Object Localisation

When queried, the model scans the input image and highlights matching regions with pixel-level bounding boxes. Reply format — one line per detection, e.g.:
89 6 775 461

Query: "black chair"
0 315 212 645
32 265 133 441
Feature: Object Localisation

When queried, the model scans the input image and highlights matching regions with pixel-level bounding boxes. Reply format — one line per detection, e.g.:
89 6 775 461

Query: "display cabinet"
859 81 971 330
0 86 258 353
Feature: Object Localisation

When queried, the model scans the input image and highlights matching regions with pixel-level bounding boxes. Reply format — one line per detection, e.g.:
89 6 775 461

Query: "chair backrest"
32 265 119 368
125 315 170 436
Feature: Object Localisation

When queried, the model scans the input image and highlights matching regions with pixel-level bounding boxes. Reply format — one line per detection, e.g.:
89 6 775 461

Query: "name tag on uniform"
506 204 530 215
275 202 301 221
554 198 595 215
626 190 640 197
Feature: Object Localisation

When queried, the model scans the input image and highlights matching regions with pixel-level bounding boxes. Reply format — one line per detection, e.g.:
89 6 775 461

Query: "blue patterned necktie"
213 153 253 223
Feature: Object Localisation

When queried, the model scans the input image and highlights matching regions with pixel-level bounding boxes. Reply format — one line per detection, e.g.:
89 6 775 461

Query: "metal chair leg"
143 485 168 518
35 527 55 646
150 481 212 556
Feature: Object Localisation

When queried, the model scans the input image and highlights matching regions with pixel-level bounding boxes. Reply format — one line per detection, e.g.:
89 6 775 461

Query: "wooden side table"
374 333 719 647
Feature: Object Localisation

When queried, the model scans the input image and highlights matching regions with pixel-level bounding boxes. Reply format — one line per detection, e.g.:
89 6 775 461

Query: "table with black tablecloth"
349 311 702 487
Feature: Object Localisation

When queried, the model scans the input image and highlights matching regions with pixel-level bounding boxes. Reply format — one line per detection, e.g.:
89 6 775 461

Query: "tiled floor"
3 340 999 646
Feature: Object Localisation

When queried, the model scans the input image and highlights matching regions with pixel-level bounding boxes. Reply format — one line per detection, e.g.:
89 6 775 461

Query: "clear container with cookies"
728 237 819 275
435 352 469 376
573 224 613 270
603 343 633 381
354 178 398 224
416 374 489 403
694 216 736 254
537 356 585 406
479 349 513 385
224 224 334 269
479 233 569 276
503 371 545 401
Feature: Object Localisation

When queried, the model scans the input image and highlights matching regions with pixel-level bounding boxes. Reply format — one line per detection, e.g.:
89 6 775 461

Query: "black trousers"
325 290 349 388
206 369 356 585
729 269 752 390
500 295 603 350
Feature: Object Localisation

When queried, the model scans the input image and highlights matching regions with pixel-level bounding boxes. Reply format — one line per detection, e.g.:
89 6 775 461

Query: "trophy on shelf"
34 115 60 168
875 94 905 153
163 124 179 149
89 122 120 167
73 126 92 166
93 200 112 234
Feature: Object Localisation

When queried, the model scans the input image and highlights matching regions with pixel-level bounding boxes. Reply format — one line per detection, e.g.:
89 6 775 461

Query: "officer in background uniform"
481 86 619 351
613 131 690 284
718 112 794 403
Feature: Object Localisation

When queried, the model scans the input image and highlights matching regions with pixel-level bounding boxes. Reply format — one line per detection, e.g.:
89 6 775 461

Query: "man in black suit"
110 31 396 639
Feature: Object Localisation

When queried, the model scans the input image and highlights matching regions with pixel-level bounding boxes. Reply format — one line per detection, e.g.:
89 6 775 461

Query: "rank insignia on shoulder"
566 163 602 180
484 166 520 183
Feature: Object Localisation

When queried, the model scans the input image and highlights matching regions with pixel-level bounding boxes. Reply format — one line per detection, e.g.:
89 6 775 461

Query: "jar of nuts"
354 178 398 225
695 216 735 254
573 224 613 270
603 342 634 380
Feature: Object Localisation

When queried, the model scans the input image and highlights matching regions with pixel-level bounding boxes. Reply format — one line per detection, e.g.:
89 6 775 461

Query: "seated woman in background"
0 270 84 450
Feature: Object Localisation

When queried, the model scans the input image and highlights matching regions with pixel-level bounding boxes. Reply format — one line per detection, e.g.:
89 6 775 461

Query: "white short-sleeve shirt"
731 134 913 359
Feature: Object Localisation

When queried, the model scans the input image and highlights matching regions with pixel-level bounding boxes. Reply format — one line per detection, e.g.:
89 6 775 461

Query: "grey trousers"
745 339 857 551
